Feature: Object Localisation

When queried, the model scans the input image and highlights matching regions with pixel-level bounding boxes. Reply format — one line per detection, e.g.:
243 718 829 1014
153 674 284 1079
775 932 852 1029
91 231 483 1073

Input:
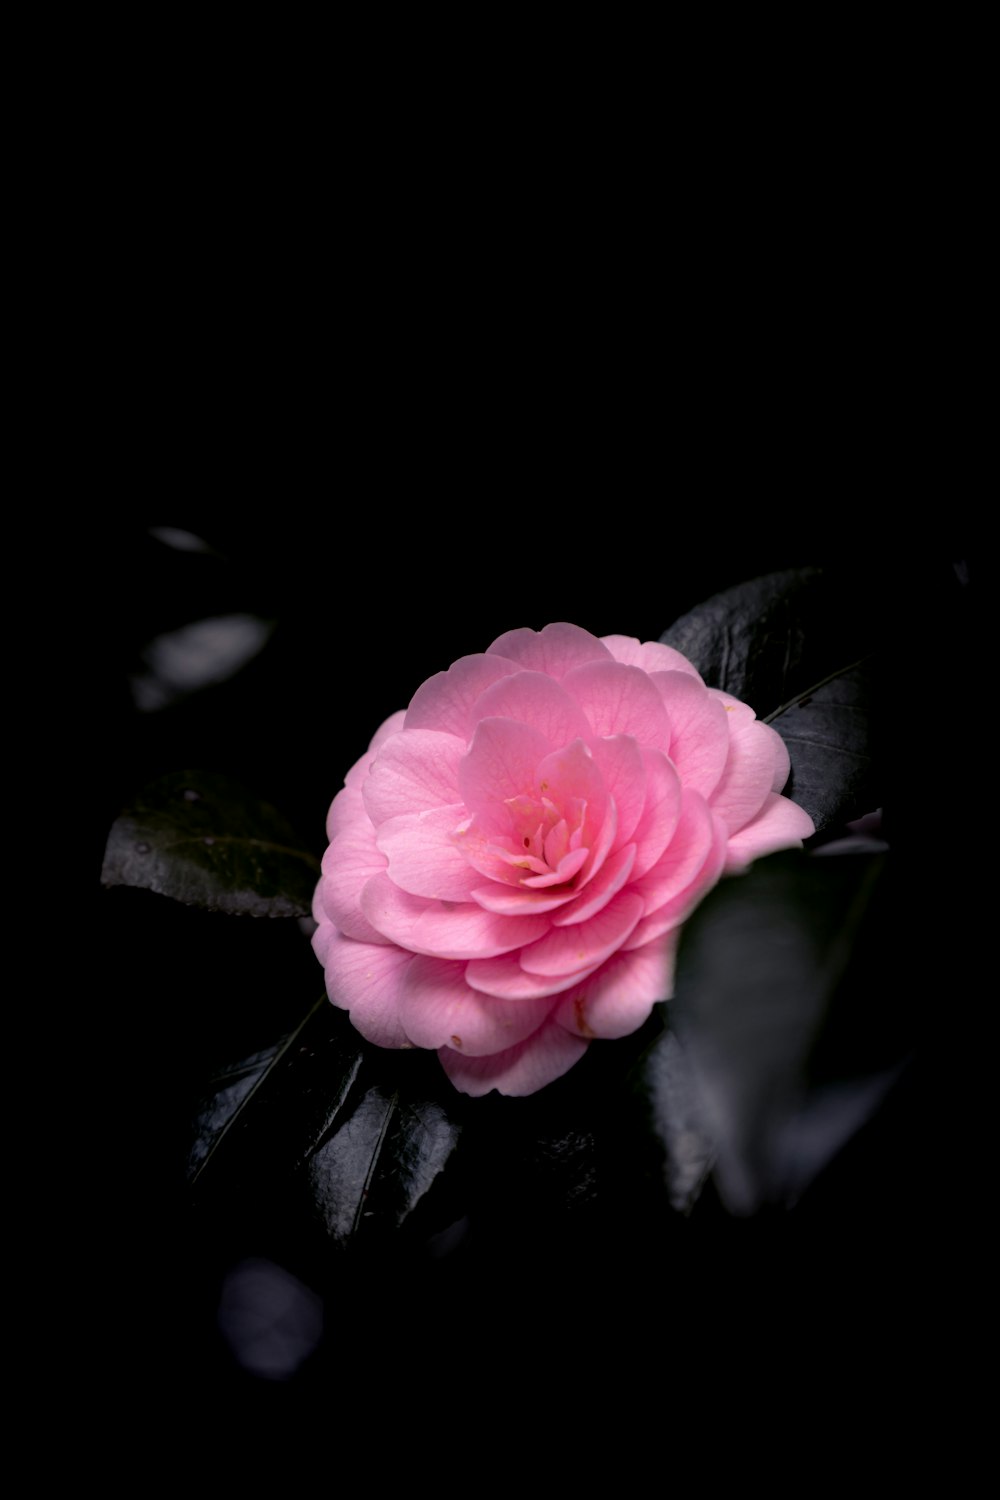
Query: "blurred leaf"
191 1000 463 1248
643 1031 717 1213
102 769 320 917
765 661 881 834
130 612 274 711
643 849 906 1215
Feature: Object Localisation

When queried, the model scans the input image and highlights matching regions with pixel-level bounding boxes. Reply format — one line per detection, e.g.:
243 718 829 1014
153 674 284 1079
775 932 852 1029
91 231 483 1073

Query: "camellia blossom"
312 624 814 1096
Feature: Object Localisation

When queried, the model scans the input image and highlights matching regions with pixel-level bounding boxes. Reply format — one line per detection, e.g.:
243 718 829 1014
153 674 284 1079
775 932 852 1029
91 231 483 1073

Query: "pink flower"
312 624 814 1097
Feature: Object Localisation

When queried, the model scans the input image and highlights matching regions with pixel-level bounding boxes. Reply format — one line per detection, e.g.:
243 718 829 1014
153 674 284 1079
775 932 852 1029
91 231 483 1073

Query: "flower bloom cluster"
312 624 813 1095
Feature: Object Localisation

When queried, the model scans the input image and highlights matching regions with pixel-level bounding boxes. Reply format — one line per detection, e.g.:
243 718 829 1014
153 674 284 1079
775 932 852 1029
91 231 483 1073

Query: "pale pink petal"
630 749 684 878
311 914 336 966
555 935 679 1039
550 842 636 927
469 669 593 750
562 660 673 750
576 796 618 887
360 872 551 959
439 1019 588 1097
362 729 467 828
325 785 367 841
458 717 552 820
724 792 815 871
587 734 647 845
600 635 702 680
320 826 390 943
321 930 413 1048
520 890 644 976
628 789 715 915
625 808 728 948
709 717 779 835
343 710 408 789
522 845 590 888
708 689 757 728
486 622 612 679
375 804 481 901
760 722 791 792
650 671 730 800
404 653 521 738
397 955 556 1056
469 881 580 917
533 738 608 834
465 951 602 1000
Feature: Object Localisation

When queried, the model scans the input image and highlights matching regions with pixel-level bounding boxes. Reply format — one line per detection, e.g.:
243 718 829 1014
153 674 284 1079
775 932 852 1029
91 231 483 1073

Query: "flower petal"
600 635 702 680
709 717 780 835
519 890 644 976
555 935 679 1039
397 955 556 1056
486 622 612 679
376 804 481 901
563 660 673 749
458 717 552 824
363 729 467 828
761 722 791 792
320 826 391 943
439 1019 588 1097
625 806 728 948
360 872 550 959
470 671 592 749
465 951 602 1000
549 842 636 927
630 749 684 878
325 784 367 842
320 930 413 1048
468 881 580 917
724 792 815 871
344 710 407 789
587 734 647 845
650 671 730 800
404 653 521 739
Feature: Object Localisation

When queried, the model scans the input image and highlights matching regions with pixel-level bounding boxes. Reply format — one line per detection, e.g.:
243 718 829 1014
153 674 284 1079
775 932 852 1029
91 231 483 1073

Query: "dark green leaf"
660 567 879 718
192 1000 463 1248
644 850 908 1215
102 769 320 917
765 661 881 834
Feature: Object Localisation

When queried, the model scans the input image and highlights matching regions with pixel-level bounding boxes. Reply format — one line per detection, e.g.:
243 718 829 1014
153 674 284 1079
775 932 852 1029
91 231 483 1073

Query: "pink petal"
469 881 580 917
465 952 602 1000
404 653 521 739
522 845 590 888
554 935 679 1039
534 738 608 833
562 660 673 749
630 749 684 878
709 717 780 835
362 728 467 828
600 635 702 680
724 792 815 871
360 872 551 959
708 689 756 728
320 826 391 943
458 717 552 823
549 842 636 927
587 734 647 845
761 722 791 792
375 804 481 901
344 710 407 789
628 789 715 916
625 808 728 948
519 890 644 976
470 670 592 749
486 623 612 679
325 784 366 841
311 914 336 966
397 955 556 1056
439 1018 588 1097
320 930 413 1048
650 671 730 800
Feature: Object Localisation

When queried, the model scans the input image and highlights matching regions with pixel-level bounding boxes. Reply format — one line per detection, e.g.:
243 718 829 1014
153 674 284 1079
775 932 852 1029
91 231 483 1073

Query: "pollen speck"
450 1034 462 1048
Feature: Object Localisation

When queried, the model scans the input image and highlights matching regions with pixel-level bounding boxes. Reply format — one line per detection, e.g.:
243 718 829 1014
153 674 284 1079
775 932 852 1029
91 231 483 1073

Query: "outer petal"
344 710 407 789
628 789 715 917
708 717 779 835
562 660 672 748
321 930 413 1048
470 671 592 749
554 936 679 1039
587 734 646 845
397 955 555 1056
311 912 336 967
486 622 612 679
320 826 390 943
375 804 481 901
325 784 367 842
519 890 644 976
439 1018 588 1097
760 722 791 792
363 729 467 827
601 635 702 680
630 749 684 878
625 808 728 948
724 792 815 871
650 671 730 800
404 653 521 738
458 717 552 822
360 872 551 958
